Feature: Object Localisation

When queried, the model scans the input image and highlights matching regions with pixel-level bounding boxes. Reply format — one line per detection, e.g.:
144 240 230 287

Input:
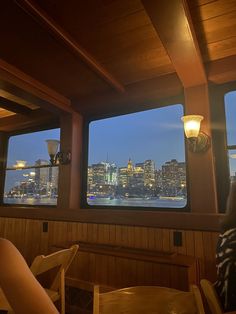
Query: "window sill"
0 206 221 231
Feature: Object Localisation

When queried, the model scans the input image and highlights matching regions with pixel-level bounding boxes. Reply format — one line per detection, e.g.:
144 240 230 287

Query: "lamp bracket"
188 131 210 153
56 151 71 165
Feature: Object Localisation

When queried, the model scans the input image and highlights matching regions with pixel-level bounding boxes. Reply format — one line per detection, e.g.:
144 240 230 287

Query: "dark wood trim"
0 96 32 115
207 56 236 85
15 0 125 93
0 206 221 231
141 0 206 87
0 109 58 132
55 241 196 267
75 74 183 117
210 82 236 213
0 132 8 206
0 58 72 113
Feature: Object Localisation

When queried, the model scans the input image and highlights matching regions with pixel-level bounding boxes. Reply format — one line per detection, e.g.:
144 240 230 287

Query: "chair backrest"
190 285 205 314
200 279 223 314
30 244 79 291
93 285 205 314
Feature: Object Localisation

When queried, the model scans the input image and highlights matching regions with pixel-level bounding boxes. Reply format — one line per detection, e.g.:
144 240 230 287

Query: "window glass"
225 91 236 146
225 91 236 184
4 128 60 206
228 149 236 181
87 104 187 209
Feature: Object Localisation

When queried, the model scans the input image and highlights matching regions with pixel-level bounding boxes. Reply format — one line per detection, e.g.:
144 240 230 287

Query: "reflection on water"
87 198 187 208
4 197 57 206
4 197 187 208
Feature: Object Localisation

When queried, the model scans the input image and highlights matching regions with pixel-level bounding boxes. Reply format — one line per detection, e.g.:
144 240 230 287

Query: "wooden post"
184 84 218 213
57 112 83 210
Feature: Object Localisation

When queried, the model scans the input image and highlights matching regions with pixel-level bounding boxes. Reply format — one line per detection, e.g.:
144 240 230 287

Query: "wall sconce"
181 115 210 153
46 139 71 165
13 160 27 169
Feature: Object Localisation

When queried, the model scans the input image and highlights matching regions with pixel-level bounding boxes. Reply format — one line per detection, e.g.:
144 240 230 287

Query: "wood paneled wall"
0 217 219 285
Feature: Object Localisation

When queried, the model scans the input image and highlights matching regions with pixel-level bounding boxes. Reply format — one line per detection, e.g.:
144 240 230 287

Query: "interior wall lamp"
181 115 210 153
46 139 71 165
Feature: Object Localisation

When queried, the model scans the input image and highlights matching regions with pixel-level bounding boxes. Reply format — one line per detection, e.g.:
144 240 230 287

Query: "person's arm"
0 238 59 314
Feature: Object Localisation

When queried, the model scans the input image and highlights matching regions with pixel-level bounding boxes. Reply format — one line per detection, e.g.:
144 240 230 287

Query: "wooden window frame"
210 81 236 213
0 123 60 208
0 92 224 232
81 102 190 213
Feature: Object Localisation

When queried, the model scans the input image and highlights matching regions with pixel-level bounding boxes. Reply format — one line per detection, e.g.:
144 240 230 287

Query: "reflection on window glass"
87 104 187 209
225 91 236 183
228 150 236 181
225 91 236 146
4 128 60 206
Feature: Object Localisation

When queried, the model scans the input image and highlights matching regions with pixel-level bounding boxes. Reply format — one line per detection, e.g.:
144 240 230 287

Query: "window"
85 104 187 210
4 128 60 206
225 91 236 183
210 86 236 213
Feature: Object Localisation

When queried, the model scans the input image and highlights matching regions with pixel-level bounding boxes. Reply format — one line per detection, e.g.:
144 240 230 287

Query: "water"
87 198 187 208
4 197 57 206
4 197 187 209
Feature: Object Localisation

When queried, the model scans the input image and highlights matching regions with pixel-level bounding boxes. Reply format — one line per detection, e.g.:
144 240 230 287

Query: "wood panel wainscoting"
0 216 219 312
0 217 218 282
56 241 199 292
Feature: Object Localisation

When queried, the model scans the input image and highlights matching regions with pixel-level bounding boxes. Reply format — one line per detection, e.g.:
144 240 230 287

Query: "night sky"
88 104 186 169
225 91 236 176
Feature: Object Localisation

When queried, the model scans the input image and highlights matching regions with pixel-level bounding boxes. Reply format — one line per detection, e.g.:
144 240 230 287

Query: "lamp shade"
46 139 60 156
14 160 27 168
181 115 203 138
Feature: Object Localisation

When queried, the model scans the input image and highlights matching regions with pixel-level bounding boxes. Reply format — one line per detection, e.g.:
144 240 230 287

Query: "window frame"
0 123 60 208
210 81 236 213
81 103 190 212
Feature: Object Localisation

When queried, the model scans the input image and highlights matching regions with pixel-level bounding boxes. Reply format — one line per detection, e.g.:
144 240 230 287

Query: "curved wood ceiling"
0 0 236 117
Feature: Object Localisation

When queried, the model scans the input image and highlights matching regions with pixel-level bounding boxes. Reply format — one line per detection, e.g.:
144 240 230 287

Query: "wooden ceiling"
0 0 236 121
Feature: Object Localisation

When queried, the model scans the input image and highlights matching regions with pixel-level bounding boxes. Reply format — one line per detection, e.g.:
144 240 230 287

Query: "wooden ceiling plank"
0 108 58 132
207 55 236 84
206 37 236 62
141 0 207 87
0 90 38 110
196 0 236 21
200 11 236 44
0 109 15 119
15 0 125 93
74 73 183 116
0 96 32 115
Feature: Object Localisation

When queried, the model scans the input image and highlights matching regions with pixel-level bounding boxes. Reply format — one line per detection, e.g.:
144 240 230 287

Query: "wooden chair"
30 244 79 314
93 285 205 314
0 244 78 314
200 279 223 314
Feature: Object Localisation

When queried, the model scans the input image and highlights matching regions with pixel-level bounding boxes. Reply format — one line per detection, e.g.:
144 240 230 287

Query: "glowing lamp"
181 115 210 153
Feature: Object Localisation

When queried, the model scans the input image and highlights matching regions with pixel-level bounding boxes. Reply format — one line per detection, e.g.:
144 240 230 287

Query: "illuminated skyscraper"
144 160 155 187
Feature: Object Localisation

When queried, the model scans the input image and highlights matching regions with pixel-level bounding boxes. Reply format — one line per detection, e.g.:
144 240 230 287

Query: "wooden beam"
141 0 206 87
15 0 125 93
207 55 236 84
0 97 32 115
0 58 73 114
0 90 38 110
0 109 58 132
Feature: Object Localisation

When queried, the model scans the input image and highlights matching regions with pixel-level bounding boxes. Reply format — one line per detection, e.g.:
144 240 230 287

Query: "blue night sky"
7 128 60 167
88 104 185 169
225 91 236 176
